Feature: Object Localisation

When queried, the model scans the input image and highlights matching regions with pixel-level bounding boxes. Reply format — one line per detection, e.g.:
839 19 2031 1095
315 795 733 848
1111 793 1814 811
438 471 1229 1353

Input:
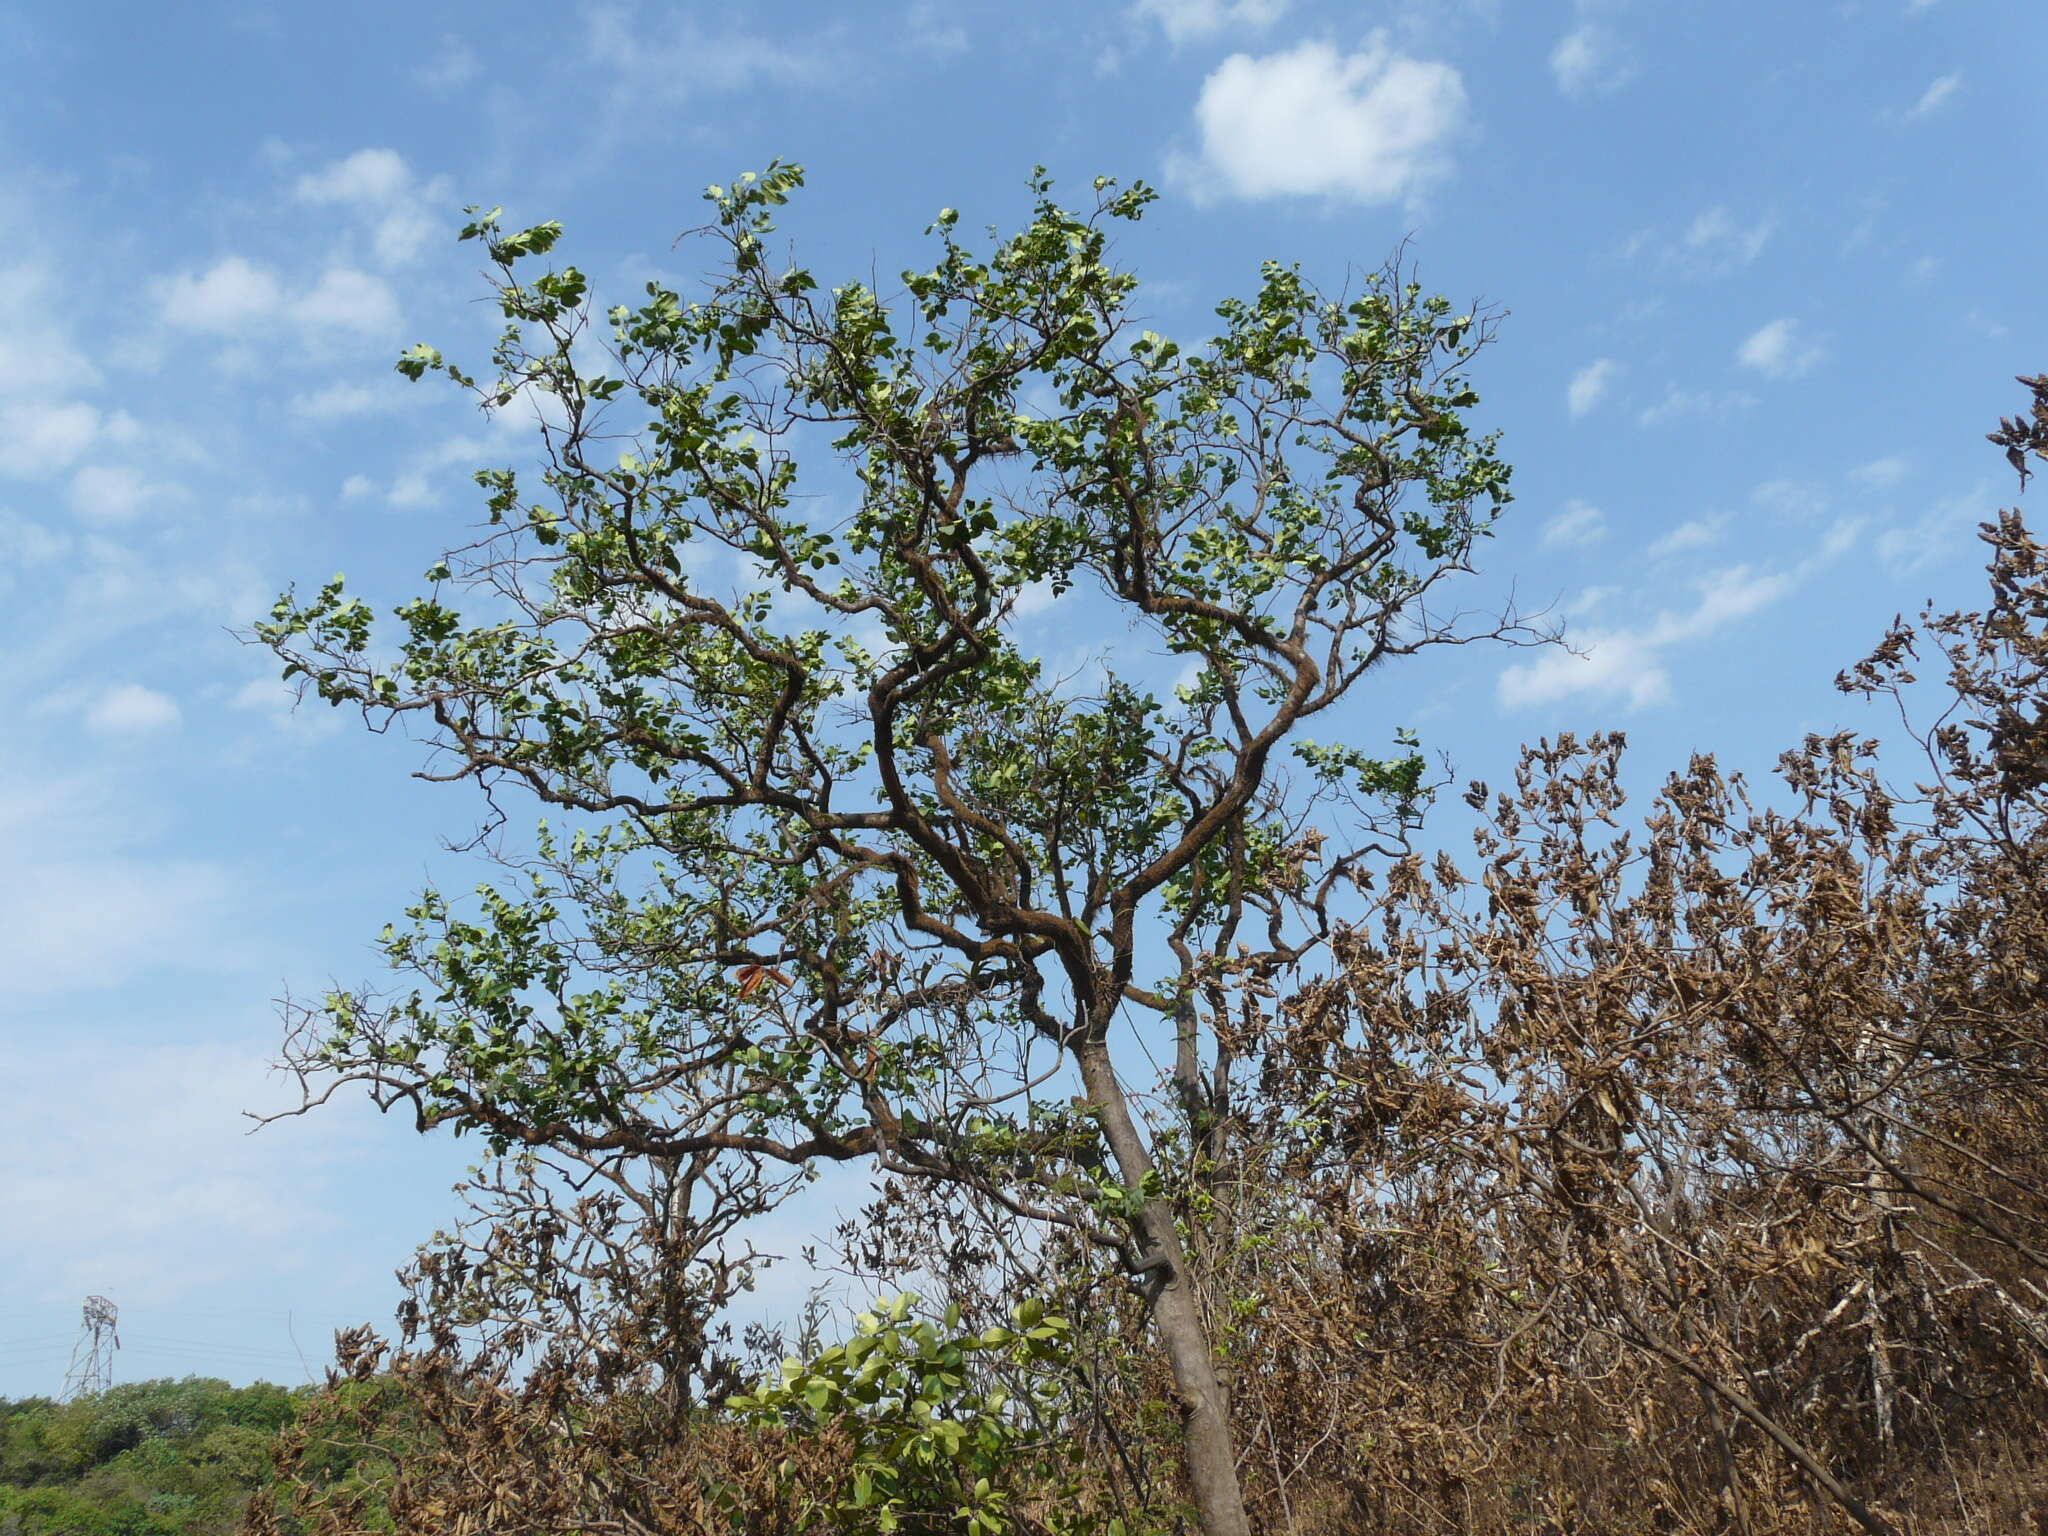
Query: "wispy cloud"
1876 481 1993 571
154 256 285 332
289 381 395 422
1499 523 1858 711
0 261 102 398
69 463 169 525
1133 0 1287 44
1543 499 1608 547
1851 456 1909 489
904 0 969 53
85 682 182 736
1737 317 1825 379
0 770 233 996
0 400 105 479
584 5 827 116
1568 357 1620 418
1551 25 1633 97
1752 478 1831 521
153 256 401 341
1637 386 1757 428
1905 72 1962 120
0 1037 381 1306
293 147 447 267
1681 205 1775 274
412 35 479 89
1646 516 1726 559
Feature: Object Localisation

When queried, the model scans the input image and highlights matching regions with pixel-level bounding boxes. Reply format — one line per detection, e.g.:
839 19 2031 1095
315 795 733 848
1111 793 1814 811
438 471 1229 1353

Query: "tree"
259 162 1517 1535
389 1132 782 1410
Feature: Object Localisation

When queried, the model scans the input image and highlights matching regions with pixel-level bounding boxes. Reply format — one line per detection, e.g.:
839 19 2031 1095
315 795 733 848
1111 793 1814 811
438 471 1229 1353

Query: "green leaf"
395 343 442 380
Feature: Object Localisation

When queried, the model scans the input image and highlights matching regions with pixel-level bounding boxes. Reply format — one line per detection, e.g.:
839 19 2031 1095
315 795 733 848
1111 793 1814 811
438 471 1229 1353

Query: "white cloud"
371 433 491 510
1009 577 1062 619
413 35 480 88
585 6 825 111
158 185 415 345
1851 456 1909 489
1680 206 1774 274
155 256 286 333
1134 0 1288 44
1499 563 1795 711
291 268 401 336
1751 478 1829 521
0 400 101 478
1550 25 1632 97
293 148 440 266
1737 317 1824 379
387 472 437 510
1177 36 1467 204
290 382 387 421
1500 626 1669 710
905 1 968 53
340 473 377 499
1637 387 1757 428
1905 72 1961 119
1673 564 1796 637
1646 516 1725 559
0 263 101 399
0 765 254 1006
69 463 161 525
1815 516 1864 562
0 512 69 577
1543 499 1607 547
1568 357 1619 418
1499 511 1864 714
1567 585 1616 617
0 1039 376 1306
229 675 295 717
294 147 410 206
86 683 182 735
229 674 344 739
1877 482 1991 572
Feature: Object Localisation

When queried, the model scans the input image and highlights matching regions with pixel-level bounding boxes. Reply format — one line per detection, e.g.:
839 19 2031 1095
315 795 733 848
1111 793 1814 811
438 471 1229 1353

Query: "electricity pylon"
60 1296 118 1401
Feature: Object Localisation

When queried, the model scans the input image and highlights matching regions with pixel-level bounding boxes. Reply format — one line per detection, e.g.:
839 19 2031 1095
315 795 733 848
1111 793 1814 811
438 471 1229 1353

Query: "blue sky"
1 0 2040 1396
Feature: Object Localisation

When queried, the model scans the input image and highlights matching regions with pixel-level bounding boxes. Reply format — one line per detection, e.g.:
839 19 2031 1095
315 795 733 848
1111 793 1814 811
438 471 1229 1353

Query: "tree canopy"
258 164 1519 1535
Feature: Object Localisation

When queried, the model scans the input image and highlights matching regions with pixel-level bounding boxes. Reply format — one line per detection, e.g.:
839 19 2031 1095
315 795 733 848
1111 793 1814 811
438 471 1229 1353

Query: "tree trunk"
1074 1042 1253 1536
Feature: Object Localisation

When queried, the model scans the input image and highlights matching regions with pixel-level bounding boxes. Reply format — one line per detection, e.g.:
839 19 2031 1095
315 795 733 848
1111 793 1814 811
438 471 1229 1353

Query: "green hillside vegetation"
0 1379 372 1536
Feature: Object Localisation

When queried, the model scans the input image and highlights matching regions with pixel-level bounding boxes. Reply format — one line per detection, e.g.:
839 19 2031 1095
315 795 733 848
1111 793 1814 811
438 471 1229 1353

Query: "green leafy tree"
259 164 1516 1535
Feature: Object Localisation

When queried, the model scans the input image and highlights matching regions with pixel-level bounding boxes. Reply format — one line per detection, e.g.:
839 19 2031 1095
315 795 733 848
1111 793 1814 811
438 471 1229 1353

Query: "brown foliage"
1114 508 2048 1534
249 1330 842 1536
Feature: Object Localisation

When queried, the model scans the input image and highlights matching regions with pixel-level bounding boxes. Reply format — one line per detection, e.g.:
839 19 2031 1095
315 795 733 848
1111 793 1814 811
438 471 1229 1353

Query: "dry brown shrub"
1104 507 2048 1535
250 1329 845 1536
